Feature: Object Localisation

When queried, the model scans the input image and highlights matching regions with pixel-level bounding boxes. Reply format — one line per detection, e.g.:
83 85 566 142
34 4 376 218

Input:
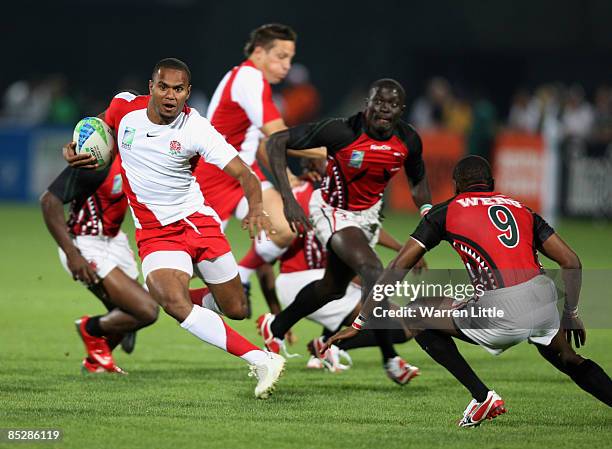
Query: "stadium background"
1 1 610 448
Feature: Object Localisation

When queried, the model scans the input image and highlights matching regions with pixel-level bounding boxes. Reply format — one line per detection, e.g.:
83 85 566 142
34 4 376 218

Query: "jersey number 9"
488 205 519 248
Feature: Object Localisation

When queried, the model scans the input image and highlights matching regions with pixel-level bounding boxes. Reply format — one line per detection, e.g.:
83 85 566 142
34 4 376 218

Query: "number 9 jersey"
410 186 555 289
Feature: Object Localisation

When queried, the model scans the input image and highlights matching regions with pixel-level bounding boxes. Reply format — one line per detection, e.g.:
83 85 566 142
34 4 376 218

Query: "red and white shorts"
309 189 382 248
137 210 237 284
199 161 273 230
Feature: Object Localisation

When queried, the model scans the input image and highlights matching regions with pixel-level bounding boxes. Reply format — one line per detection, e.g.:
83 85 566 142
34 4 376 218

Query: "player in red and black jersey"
259 79 431 377
250 168 418 380
41 159 159 374
325 156 612 426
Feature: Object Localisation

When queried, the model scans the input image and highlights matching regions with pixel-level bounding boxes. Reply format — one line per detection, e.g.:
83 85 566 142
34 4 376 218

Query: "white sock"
180 305 267 364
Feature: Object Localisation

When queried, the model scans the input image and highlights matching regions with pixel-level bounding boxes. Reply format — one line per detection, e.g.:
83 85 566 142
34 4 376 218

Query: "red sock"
188 287 210 306
239 244 266 269
222 320 262 357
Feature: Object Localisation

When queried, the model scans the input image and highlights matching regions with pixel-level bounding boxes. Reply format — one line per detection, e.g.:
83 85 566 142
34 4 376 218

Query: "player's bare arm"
223 155 276 240
410 176 432 210
539 233 585 347
40 191 99 285
265 129 311 233
323 239 426 350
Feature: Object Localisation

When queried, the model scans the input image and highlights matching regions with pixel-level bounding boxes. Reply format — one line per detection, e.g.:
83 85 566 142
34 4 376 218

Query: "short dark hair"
452 155 494 191
369 78 406 103
152 58 192 84
244 24 297 57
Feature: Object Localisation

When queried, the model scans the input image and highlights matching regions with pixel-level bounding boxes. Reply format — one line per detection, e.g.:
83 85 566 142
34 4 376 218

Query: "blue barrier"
0 125 72 201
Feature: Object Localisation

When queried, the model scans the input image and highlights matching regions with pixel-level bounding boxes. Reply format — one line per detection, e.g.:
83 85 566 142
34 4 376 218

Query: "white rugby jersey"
206 60 280 166
104 92 238 229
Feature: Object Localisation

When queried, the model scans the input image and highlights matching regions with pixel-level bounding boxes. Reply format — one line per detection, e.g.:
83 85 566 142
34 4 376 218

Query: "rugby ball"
73 117 115 169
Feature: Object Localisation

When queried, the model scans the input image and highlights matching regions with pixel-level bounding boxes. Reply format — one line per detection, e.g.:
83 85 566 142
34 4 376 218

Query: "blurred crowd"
408 77 612 159
0 64 321 130
2 71 611 152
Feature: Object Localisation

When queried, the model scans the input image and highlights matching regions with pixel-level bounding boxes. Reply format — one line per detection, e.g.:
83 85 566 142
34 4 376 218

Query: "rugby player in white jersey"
195 24 325 314
64 58 284 399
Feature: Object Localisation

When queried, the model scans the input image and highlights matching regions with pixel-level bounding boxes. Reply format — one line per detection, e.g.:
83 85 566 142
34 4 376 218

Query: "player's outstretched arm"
261 119 326 160
223 156 276 240
266 130 311 234
40 191 99 285
539 233 585 347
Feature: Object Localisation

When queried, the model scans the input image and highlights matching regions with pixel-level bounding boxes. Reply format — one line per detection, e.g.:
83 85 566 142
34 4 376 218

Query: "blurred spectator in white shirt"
561 84 594 139
507 88 540 133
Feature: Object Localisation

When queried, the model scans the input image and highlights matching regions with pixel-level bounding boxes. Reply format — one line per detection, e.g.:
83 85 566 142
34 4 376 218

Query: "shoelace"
248 365 259 379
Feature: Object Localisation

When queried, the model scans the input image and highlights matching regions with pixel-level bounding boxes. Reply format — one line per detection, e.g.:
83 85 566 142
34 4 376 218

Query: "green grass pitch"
0 205 610 449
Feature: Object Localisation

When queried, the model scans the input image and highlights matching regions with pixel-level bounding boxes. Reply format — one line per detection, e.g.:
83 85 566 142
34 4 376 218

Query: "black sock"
321 327 334 340
271 281 328 338
85 316 105 337
567 359 612 407
337 329 408 350
374 329 398 362
416 330 489 402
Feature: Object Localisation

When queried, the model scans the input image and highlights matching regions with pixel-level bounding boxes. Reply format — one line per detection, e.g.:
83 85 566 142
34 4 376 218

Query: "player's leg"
326 227 402 364
234 186 293 317
397 296 492 399
85 267 159 335
146 264 265 362
534 330 612 406
192 251 286 398
237 187 293 283
261 186 295 249
268 248 356 339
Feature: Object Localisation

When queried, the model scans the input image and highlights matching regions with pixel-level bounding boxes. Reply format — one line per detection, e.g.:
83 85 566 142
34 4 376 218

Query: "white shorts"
142 251 238 285
275 269 361 331
453 275 560 355
309 189 382 248
222 180 274 230
58 231 139 280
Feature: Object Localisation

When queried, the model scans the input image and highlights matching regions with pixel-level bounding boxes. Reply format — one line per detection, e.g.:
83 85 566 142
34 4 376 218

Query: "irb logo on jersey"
349 150 365 168
111 174 122 195
121 127 136 149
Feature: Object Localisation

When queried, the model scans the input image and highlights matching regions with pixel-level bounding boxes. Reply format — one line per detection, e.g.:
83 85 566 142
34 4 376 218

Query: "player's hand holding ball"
64 117 115 170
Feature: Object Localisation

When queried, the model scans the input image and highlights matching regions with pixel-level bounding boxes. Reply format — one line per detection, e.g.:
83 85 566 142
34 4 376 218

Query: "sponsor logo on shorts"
348 150 364 168
121 127 136 150
169 140 182 156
